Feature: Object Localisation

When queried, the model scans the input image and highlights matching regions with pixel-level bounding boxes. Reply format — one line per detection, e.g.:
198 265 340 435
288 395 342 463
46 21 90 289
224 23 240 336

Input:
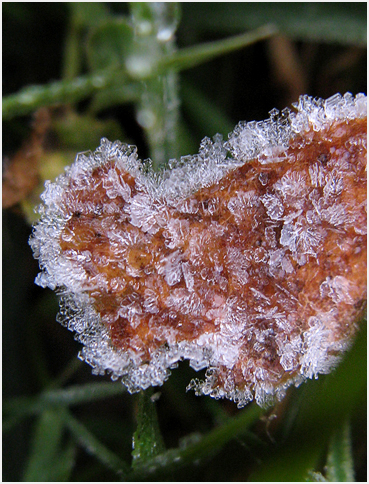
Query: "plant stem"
2 69 122 120
130 2 181 169
326 419 355 482
161 24 277 72
131 403 263 480
132 389 165 468
3 24 276 122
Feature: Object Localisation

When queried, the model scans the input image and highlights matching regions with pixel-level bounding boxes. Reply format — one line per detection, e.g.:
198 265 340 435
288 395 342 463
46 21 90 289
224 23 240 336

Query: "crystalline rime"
29 93 367 408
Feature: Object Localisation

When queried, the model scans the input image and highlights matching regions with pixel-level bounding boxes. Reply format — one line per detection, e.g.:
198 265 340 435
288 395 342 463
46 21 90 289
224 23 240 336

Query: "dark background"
3 3 366 481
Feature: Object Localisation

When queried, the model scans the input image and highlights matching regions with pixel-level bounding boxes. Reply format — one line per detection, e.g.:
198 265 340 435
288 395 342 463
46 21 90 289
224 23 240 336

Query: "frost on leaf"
29 93 367 408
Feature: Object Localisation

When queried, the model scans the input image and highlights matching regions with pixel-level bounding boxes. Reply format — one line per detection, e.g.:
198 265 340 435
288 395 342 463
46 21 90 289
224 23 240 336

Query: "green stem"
161 24 277 72
2 69 122 120
3 24 276 122
130 2 181 169
62 14 81 81
132 389 165 468
326 420 355 482
131 402 263 479
49 357 83 389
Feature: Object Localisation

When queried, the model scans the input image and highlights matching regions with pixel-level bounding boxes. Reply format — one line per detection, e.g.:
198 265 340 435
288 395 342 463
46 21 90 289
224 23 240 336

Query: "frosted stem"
130 2 180 170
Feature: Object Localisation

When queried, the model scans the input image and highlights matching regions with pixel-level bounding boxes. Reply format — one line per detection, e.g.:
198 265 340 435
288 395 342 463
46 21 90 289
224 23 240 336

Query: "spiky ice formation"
29 93 367 407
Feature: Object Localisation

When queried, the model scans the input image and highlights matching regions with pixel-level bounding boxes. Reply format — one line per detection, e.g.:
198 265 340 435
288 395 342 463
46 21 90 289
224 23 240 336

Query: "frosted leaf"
181 261 195 292
163 217 190 249
300 316 341 379
166 289 204 317
278 335 302 372
175 197 199 215
29 93 366 408
323 171 344 198
143 289 160 314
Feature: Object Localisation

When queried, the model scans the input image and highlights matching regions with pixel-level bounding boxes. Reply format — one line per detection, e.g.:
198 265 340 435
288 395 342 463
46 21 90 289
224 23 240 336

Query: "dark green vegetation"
3 3 366 481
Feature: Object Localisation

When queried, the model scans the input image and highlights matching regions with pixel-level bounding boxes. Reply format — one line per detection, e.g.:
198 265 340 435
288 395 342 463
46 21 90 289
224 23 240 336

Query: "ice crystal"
30 93 367 407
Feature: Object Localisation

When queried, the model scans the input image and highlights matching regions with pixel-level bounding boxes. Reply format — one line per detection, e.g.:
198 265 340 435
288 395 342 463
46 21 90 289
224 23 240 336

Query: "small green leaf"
132 389 165 468
326 420 355 482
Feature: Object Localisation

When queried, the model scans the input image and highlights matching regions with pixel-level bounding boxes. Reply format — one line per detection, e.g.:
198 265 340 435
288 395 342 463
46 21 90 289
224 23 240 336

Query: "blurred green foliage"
3 2 366 481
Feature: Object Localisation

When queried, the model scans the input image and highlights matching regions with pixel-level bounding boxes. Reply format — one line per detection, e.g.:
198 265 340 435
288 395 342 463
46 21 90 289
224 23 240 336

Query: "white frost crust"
29 92 366 408
227 92 367 164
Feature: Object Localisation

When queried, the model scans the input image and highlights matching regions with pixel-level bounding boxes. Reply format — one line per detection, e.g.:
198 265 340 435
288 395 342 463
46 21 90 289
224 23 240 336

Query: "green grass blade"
64 410 129 477
41 381 127 406
326 420 355 482
251 441 324 482
3 382 127 425
160 24 277 73
23 407 75 482
249 323 366 481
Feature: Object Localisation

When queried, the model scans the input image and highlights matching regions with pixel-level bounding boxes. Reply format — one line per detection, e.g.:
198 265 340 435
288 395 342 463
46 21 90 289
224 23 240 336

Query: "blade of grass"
249 323 366 481
181 3 366 46
3 381 127 426
326 420 355 482
159 24 277 73
64 409 129 478
49 357 83 389
251 440 325 482
23 407 75 482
